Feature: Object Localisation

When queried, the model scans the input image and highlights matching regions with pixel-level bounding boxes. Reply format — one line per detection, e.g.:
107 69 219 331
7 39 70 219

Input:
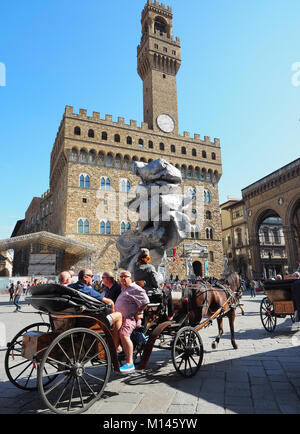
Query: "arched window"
181 146 186 155
138 139 144 147
204 189 211 203
120 179 130 193
79 149 87 163
171 144 176 153
88 150 96 164
100 176 110 191
123 155 130 170
78 219 83 233
206 210 212 220
192 149 197 157
70 148 78 162
121 221 131 234
84 219 90 234
154 16 167 35
148 141 153 149
202 150 207 158
114 134 120 143
127 136 132 145
212 152 216 160
79 174 90 188
194 167 200 179
106 221 111 235
88 129 94 138
187 166 193 178
160 142 165 151
120 222 126 235
206 227 214 240
106 153 113 167
74 126 81 135
97 152 105 166
189 187 197 201
100 221 105 234
101 132 107 140
115 154 122 168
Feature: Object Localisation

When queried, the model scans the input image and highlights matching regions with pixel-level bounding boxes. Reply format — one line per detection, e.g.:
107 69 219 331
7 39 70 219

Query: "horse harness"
189 283 239 317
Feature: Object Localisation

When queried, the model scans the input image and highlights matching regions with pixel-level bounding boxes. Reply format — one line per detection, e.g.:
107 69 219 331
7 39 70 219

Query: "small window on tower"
154 44 158 49
163 47 167 53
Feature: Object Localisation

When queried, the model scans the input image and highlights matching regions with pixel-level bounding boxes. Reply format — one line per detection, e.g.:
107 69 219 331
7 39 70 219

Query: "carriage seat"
26 284 112 315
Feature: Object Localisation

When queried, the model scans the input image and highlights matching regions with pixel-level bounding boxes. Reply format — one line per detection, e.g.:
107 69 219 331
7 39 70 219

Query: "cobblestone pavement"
1 291 300 415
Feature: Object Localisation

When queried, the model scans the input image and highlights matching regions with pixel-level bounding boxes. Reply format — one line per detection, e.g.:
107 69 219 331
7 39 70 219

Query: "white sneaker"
291 322 300 331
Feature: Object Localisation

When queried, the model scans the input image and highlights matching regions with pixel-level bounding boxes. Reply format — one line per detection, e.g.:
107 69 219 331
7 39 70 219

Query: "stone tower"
137 0 181 133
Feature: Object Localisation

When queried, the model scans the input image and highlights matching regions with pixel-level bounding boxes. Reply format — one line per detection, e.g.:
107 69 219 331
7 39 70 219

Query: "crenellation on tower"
63 106 221 144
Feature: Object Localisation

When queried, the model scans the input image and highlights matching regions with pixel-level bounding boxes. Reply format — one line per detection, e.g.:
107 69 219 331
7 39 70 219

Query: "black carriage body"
26 284 112 316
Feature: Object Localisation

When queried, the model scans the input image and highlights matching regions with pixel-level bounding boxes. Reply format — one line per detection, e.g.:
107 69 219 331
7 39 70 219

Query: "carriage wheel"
171 326 204 378
260 297 277 332
38 328 111 414
5 322 52 391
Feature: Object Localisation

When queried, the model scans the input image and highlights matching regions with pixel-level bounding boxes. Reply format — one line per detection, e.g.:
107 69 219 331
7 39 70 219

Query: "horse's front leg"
212 317 223 349
228 309 238 349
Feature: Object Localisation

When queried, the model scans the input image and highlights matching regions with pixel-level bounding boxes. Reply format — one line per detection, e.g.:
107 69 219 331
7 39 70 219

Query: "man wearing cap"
101 270 121 302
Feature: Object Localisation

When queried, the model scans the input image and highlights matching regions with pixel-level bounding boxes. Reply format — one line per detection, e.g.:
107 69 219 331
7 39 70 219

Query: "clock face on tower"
156 114 175 133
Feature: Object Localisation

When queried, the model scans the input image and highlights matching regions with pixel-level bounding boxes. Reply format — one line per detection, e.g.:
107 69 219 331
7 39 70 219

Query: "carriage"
4 283 205 414
260 278 297 332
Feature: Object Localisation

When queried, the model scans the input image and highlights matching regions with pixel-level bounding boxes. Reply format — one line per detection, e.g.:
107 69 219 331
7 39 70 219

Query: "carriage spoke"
68 378 76 411
78 333 86 362
53 376 72 408
80 375 97 397
76 377 84 408
45 373 71 396
80 338 98 364
24 366 35 388
84 371 105 384
57 342 73 365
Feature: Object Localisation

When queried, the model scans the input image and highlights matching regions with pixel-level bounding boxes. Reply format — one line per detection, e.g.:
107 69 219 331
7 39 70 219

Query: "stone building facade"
220 197 252 278
242 158 300 278
11 1 224 279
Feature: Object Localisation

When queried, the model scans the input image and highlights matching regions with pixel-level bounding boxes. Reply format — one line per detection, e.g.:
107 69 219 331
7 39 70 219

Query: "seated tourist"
115 270 150 373
101 270 121 302
58 271 72 286
69 268 122 343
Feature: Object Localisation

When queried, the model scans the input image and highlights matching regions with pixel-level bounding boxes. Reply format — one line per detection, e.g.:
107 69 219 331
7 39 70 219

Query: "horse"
185 272 242 350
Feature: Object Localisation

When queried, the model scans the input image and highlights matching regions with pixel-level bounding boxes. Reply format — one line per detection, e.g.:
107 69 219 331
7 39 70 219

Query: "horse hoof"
212 342 217 349
232 343 238 350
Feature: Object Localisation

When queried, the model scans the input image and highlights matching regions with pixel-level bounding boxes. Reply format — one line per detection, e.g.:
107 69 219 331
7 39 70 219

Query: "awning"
0 231 97 258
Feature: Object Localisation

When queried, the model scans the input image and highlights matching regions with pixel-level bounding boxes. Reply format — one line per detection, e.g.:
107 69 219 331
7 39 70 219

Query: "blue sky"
0 0 299 239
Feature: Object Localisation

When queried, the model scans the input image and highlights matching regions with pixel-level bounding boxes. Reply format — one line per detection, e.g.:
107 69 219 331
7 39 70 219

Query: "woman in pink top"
115 271 150 373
